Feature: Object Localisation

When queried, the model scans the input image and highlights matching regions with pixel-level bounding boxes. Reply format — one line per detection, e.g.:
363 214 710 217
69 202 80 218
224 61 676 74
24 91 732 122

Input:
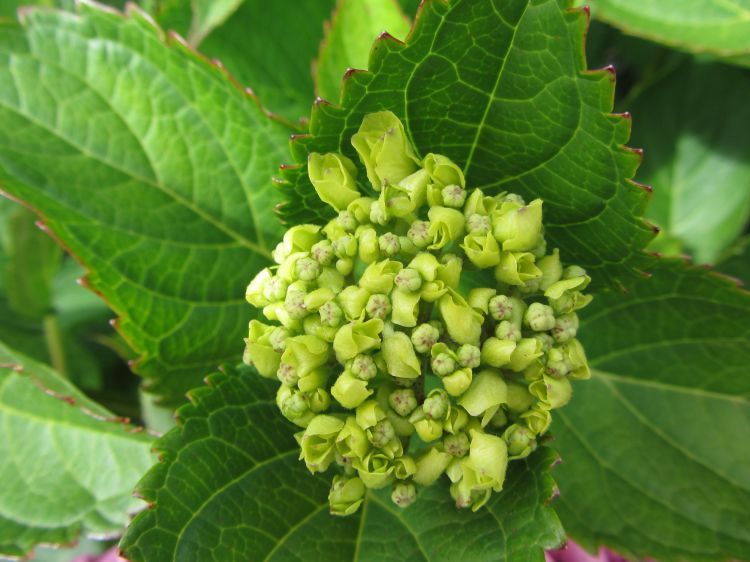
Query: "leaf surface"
121 365 564 562
631 61 750 262
554 258 750 562
0 341 154 558
0 2 295 403
279 0 654 289
314 0 410 102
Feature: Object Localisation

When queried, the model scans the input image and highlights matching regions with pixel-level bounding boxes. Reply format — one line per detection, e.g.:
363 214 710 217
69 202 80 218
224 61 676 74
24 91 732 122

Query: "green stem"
43 313 67 378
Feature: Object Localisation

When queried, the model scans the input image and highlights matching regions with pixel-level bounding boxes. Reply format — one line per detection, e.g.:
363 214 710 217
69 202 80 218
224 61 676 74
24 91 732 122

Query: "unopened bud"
388 388 418 417
395 268 422 292
495 320 521 341
366 293 391 320
276 362 299 386
378 233 401 257
552 313 578 342
337 210 358 232
407 220 432 249
369 419 396 448
351 354 378 381
319 301 344 327
442 184 467 208
329 475 366 516
391 482 417 508
456 344 481 368
524 302 556 332
444 432 470 457
431 352 457 376
423 389 450 420
296 257 320 282
411 323 440 353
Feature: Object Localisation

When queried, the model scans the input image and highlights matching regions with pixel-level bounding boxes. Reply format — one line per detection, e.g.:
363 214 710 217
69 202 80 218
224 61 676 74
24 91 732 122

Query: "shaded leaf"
0 2 295 404
121 365 564 562
717 236 750 284
554 258 750 562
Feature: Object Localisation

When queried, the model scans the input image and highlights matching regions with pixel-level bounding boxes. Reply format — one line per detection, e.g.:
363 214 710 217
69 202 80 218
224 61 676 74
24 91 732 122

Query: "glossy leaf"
315 0 410 102
631 61 750 262
0 341 154 558
554 258 750 561
278 0 654 289
121 365 564 562
0 2 295 404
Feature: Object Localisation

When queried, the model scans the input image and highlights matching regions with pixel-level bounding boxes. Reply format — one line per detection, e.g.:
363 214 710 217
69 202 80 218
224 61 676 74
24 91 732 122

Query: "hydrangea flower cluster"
245 111 592 515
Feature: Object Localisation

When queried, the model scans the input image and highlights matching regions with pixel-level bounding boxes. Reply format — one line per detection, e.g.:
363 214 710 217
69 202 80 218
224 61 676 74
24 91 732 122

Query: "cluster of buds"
245 111 592 515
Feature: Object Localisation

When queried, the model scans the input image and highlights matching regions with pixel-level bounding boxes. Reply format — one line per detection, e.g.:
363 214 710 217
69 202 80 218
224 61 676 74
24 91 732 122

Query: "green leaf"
121 365 563 562
0 3 295 404
553 258 750 561
0 340 155 558
186 0 244 45
583 0 750 64
278 0 654 289
717 236 750 284
314 0 410 103
630 60 750 263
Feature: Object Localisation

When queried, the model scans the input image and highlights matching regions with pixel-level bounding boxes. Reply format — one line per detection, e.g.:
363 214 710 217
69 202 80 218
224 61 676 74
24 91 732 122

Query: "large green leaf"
278 0 654 289
0 2 295 404
630 61 750 263
0 341 154 558
582 0 750 63
314 0 411 102
553 258 750 561
121 365 564 562
717 236 750 284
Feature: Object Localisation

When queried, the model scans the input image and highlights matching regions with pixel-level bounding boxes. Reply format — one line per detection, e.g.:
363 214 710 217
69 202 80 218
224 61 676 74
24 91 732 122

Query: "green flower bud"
333 318 383 363
268 326 291 353
308 152 361 211
552 312 579 343
277 386 315 428
355 400 386 430
495 251 542 286
549 290 593 315
332 371 373 409
492 198 543 252
413 447 452 486
463 189 497 217
412 416 444 442
351 110 419 190
332 234 357 258
545 346 570 378
369 419 396 448
424 153 465 189
524 302 556 331
442 184 467 208
456 344 481 369
488 295 526 324
444 371 473 401
335 416 369 461
365 293 391 320
317 267 345 294
391 289 420 327
407 220 432 249
347 197 375 223
424 389 450 420
319 300 344 327
530 374 573 409
503 424 537 459
284 285 308 320
298 366 328 393
391 482 417 508
462 231 501 269
443 406 469 435
480 337 516 368
466 213 491 234
428 206 466 249
537 248 562 290
533 333 555 352
438 290 483 346
246 268 272 307
467 429 508 492
308 388 331 413
304 288 335 312
357 227 380 263
245 320 281 377
495 320 521 342
458 370 508 425
508 337 544 372
337 210 358 232
282 335 330 378
393 455 417 480
329 475 366 516
439 253 463 287
378 233 401 257
431 349 458 376
521 407 552 435
354 451 396 489
561 339 590 380
299 414 344 473
381 183 418 218
262 276 288 303
337 286 370 320
350 354 378 381
388 388 417 417
276 362 298 386
359 259 402 294
410 323 439 353
444 432 470 457
382 332 421 379
278 225 323 259
398 235 417 256
504 381 535 414
395 268 422 292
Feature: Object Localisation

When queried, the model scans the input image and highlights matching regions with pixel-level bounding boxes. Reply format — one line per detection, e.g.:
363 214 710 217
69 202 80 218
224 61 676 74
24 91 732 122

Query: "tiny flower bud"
456 344 481 369
268 327 290 353
319 301 344 327
503 424 537 459
407 220 432 249
413 447 452 486
382 332 421 379
277 386 314 427
442 184 467 208
398 235 417 255
444 432 470 457
395 268 422 292
337 286 370 320
332 371 373 409
442 367 473 397
438 290 483 346
329 475 366 516
458 370 508 425
308 152 360 211
524 302 556 331
391 288 421 327
357 227 380 263
494 251 542 286
245 320 281 377
488 294 512 321
365 293 391 320
530 374 573 409
300 415 345 473
276 362 298 386
467 429 508 492
317 267 345 294
466 213 491 234
348 196 375 223
284 287 308 320
508 337 544 372
282 335 330 378
354 452 396 489
464 189 497 217
521 407 552 435
423 389 450 420
304 288 335 312
480 337 516 368
246 268 272 307
369 201 388 225
359 260 402 294
492 198 543 252
431 352 457 376
388 388 418 417
262 276 288 302
369 419 396 448
351 354 378 381
410 323 440 353
412 416 444 442
424 153 465 189
552 313 579 342
391 482 417 508
333 318 384 363
337 210 358 232
378 232 401 257
504 381 535 414
495 320 521 342
428 206 466 249
462 231 502 269
332 234 357 258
